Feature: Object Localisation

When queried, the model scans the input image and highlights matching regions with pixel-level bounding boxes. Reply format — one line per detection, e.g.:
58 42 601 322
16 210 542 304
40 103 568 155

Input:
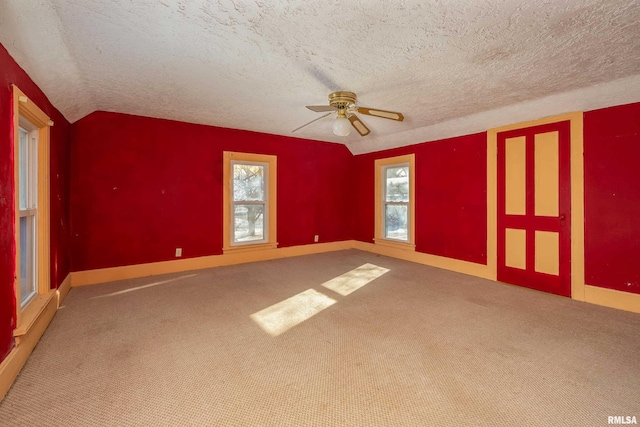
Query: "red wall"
353 133 488 265
0 44 71 362
3 39 640 370
70 112 354 271
584 102 640 294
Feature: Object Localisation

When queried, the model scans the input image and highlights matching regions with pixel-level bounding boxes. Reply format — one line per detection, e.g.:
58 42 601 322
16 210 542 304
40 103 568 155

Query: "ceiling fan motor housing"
329 91 356 116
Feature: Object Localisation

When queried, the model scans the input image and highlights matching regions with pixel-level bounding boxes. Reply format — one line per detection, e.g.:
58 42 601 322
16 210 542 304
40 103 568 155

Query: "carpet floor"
1 249 639 426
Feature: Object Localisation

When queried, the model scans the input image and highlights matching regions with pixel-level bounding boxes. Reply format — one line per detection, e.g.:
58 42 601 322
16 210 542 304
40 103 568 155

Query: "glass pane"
19 128 28 210
385 166 409 202
385 204 408 241
233 164 264 201
19 217 28 282
20 216 36 307
234 204 265 242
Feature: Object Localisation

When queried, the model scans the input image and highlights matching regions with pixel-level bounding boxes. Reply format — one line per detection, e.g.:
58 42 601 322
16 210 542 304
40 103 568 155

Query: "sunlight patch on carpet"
251 289 336 336
321 263 389 296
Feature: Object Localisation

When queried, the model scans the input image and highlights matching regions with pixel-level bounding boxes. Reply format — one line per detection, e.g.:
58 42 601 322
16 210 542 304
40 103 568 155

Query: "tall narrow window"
12 84 52 335
223 152 277 253
375 154 415 250
18 122 38 308
232 161 268 244
383 163 410 241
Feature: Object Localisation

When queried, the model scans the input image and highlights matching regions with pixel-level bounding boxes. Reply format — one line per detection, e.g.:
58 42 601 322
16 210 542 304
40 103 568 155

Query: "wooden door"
497 120 571 296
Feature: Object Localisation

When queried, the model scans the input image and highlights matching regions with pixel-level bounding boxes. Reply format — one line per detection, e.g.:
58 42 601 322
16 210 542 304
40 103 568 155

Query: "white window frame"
17 120 39 309
230 160 269 246
223 152 277 254
382 162 410 242
374 154 415 250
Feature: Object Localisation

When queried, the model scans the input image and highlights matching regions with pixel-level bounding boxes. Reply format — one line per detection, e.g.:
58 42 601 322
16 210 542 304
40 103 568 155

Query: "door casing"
487 112 585 300
496 121 571 296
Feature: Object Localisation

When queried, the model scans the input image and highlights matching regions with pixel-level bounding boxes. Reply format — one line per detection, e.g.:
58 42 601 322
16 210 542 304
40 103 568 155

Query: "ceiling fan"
293 91 404 137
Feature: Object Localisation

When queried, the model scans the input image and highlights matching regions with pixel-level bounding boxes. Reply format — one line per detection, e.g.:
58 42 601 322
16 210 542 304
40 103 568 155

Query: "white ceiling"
1 0 639 154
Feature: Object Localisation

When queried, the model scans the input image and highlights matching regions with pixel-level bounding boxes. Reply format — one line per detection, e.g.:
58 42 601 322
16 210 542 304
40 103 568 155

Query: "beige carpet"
1 249 639 426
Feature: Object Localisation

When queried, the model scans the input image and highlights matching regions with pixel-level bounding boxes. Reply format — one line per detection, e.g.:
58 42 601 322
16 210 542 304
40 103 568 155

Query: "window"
18 121 38 308
223 152 277 253
375 154 415 249
383 163 410 241
12 85 52 334
232 162 267 244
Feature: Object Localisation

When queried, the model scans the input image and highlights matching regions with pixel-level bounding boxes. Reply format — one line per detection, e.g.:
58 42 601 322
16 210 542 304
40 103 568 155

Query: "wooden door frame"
487 112 585 301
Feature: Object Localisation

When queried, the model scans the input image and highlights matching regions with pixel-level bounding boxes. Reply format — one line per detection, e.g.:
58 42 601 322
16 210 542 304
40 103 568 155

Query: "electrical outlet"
175 248 182 257
314 235 319 243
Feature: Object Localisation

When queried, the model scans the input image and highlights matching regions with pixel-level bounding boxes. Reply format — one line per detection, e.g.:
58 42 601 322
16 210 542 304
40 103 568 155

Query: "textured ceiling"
1 0 639 154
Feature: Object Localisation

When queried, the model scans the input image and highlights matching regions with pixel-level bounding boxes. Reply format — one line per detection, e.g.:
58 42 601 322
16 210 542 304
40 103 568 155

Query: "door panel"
505 228 526 269
505 136 526 215
497 121 571 296
534 132 559 217
534 230 559 275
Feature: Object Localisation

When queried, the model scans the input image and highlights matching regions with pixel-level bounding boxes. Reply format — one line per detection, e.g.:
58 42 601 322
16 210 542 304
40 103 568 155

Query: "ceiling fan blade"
356 107 404 121
292 112 332 133
348 114 370 136
306 105 337 112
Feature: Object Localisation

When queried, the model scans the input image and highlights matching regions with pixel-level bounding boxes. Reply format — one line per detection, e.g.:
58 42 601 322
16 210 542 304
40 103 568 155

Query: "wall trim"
584 285 640 314
71 241 353 287
71 240 493 288
56 274 72 307
0 273 71 401
353 240 493 280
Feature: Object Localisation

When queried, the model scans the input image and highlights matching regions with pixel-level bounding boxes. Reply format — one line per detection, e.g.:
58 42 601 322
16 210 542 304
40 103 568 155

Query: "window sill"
223 242 278 255
374 238 416 251
13 290 56 338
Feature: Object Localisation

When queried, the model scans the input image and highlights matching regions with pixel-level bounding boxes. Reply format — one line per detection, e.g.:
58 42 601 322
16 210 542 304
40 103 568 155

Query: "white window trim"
374 154 415 251
223 151 277 254
382 161 411 243
230 159 269 246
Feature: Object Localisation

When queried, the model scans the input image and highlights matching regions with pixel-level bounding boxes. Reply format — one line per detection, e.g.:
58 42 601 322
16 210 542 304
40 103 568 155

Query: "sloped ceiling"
1 0 639 154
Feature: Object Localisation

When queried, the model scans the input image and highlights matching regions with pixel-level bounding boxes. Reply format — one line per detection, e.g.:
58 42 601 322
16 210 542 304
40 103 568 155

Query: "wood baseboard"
355 241 639 313
1 294 54 398
71 241 354 287
56 274 72 307
584 284 640 314
353 240 494 280
0 273 71 401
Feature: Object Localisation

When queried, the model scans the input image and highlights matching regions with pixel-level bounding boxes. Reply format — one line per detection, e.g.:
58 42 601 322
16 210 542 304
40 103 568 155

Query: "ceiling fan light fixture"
297 91 404 137
333 116 351 136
